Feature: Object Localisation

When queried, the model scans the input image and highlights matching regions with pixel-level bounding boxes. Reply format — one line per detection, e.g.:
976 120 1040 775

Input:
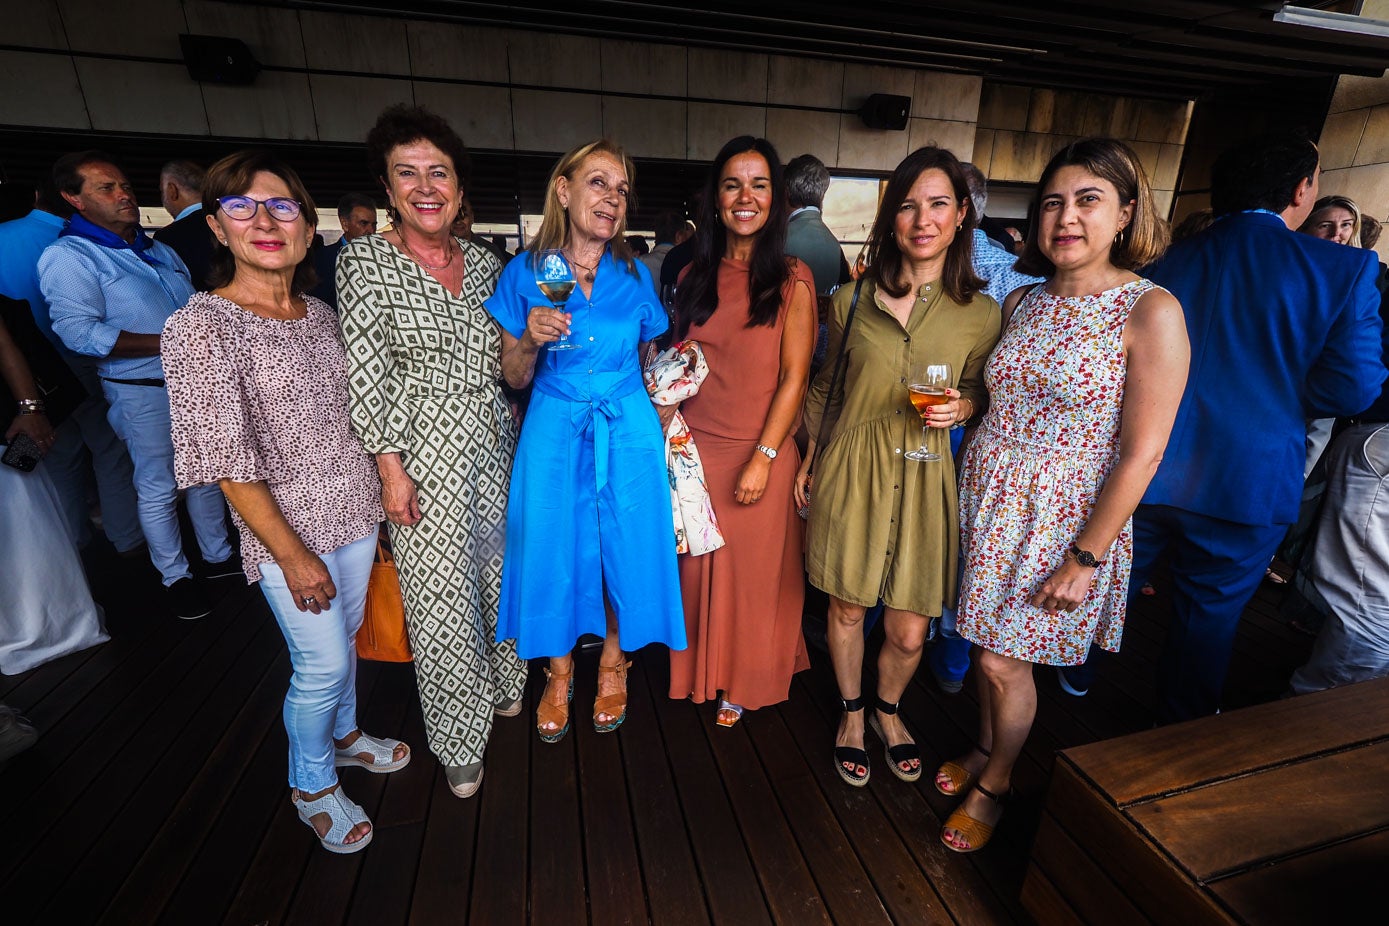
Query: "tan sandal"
934 744 990 796
941 783 1008 854
537 666 574 744
593 660 632 733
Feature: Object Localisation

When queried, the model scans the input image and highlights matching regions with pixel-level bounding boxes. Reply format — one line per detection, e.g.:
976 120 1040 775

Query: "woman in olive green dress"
795 146 1001 788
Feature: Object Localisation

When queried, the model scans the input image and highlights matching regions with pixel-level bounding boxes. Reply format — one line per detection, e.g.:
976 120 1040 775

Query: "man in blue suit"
1062 135 1386 723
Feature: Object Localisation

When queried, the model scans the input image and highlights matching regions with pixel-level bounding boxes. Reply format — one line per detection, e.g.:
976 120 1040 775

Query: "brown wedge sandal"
537 666 574 744
934 745 991 797
940 783 1009 854
593 660 633 733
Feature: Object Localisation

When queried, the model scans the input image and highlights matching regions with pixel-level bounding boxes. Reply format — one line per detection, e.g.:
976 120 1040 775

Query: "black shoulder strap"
808 278 864 474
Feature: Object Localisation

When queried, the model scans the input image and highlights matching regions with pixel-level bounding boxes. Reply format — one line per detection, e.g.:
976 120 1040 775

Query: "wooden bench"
1023 676 1389 925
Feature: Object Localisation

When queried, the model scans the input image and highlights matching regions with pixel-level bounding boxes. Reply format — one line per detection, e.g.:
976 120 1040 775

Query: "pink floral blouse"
163 293 384 582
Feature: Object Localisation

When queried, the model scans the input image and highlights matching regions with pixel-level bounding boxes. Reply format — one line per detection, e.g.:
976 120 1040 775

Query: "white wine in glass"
535 248 580 351
905 361 952 462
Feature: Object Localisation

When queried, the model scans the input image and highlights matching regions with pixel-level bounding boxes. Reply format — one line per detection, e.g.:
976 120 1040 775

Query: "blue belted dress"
485 250 686 659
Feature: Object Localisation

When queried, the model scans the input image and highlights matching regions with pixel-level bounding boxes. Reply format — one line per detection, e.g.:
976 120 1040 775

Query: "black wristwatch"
1068 544 1105 568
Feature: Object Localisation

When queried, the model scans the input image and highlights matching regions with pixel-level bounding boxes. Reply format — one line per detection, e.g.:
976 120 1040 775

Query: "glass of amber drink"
905 360 952 462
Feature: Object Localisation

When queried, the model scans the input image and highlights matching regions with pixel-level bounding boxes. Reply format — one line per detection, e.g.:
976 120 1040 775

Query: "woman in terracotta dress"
667 136 816 726
939 138 1188 853
796 146 1002 787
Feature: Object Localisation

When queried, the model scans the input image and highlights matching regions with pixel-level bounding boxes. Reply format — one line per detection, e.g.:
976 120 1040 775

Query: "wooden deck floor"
2 556 1313 926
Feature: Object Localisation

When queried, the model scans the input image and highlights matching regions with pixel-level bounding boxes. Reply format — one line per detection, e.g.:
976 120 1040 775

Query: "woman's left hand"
1030 558 1096 614
734 453 772 505
5 412 55 455
924 388 970 429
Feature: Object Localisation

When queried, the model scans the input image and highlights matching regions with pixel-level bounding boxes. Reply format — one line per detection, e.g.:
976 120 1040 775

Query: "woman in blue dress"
485 139 685 744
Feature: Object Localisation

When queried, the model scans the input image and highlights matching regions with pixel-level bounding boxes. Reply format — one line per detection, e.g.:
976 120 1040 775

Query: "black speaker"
180 34 261 86
859 94 911 131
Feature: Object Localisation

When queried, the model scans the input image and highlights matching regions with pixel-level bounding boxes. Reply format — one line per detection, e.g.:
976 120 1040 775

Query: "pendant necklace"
567 251 598 284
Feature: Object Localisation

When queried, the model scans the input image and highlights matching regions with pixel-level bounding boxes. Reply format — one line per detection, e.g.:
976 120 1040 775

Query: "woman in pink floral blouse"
163 151 406 856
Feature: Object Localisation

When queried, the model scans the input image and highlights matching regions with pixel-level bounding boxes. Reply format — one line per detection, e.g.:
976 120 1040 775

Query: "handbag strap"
808 277 864 475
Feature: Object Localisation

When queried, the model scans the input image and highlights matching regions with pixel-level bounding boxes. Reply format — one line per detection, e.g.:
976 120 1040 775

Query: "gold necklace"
399 232 455 271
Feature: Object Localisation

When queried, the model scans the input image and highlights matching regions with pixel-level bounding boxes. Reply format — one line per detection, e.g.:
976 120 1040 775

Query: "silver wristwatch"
756 444 778 460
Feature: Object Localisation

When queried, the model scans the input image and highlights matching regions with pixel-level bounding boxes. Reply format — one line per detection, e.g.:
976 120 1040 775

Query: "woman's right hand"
524 305 571 346
381 469 423 526
280 550 336 614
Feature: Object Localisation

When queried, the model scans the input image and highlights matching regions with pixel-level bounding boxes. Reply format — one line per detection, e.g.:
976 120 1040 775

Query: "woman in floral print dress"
937 138 1190 853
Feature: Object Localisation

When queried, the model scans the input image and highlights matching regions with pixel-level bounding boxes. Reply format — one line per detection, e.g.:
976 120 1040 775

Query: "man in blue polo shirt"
40 151 233 620
0 181 143 558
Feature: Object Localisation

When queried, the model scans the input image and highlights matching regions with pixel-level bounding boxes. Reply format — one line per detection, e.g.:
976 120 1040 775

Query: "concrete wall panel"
77 59 208 135
0 50 89 129
310 74 413 142
412 82 514 150
602 97 686 160
299 10 408 76
601 40 687 97
204 71 316 140
407 22 510 82
512 89 602 152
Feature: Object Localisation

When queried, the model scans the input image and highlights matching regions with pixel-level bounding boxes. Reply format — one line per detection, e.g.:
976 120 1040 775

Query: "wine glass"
905 360 953 462
534 248 579 351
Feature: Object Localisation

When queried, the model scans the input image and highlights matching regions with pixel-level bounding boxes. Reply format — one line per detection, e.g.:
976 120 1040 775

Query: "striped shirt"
972 229 1043 308
40 229 195 380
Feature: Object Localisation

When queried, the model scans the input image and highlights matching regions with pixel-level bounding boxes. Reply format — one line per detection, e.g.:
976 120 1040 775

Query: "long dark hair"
866 146 982 304
675 136 790 338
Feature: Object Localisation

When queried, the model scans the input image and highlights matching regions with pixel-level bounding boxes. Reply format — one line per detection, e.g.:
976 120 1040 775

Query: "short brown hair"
201 150 318 293
1014 137 1169 278
866 146 983 305
366 104 471 192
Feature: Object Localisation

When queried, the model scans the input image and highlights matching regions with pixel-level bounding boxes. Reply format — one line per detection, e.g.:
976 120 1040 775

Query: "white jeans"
258 532 376 792
101 380 230 585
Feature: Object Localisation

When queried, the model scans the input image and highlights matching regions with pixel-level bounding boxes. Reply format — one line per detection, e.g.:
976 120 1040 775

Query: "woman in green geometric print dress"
338 105 527 800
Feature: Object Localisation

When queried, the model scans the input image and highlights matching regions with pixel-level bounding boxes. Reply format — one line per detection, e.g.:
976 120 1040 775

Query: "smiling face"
557 152 630 245
65 162 140 238
718 150 773 246
892 168 965 268
1037 165 1135 273
383 139 461 239
1307 205 1357 245
207 170 314 279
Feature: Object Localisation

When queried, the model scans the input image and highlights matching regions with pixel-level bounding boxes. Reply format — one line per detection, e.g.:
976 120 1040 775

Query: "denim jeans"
259 531 376 792
45 391 142 551
102 380 230 584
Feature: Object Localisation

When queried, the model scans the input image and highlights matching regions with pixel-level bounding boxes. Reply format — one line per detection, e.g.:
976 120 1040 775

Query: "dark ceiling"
4 2 1386 225
256 0 1389 99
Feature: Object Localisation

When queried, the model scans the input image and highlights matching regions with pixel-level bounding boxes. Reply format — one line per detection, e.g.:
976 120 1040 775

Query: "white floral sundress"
956 279 1158 665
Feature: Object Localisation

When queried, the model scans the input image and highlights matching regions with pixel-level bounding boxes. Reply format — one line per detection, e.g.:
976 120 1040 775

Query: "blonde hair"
530 139 638 273
1300 195 1363 247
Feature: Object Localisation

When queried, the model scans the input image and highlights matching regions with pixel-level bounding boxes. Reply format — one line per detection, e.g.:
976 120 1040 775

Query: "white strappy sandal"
333 732 411 773
293 787 373 854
